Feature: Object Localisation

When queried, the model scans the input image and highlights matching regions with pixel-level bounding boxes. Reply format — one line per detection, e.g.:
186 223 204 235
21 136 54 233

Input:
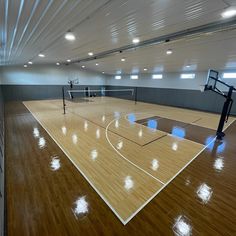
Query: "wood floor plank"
5 100 236 236
23 101 163 223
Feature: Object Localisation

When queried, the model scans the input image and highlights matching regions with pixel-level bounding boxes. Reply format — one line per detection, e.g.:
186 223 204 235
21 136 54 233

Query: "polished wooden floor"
5 99 236 235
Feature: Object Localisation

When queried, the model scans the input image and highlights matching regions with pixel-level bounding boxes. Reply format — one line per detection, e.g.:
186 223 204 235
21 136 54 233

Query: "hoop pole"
216 86 234 140
135 87 138 104
62 86 66 115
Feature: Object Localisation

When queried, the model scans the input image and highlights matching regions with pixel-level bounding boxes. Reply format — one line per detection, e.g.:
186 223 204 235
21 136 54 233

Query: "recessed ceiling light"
67 59 71 62
38 53 45 57
186 65 190 68
24 64 27 68
131 75 139 80
132 38 140 44
82 65 85 68
88 52 94 56
115 75 121 80
221 9 236 18
28 61 33 65
95 63 99 66
121 58 126 62
102 71 105 74
56 62 60 65
143 68 148 71
166 49 173 55
65 31 76 41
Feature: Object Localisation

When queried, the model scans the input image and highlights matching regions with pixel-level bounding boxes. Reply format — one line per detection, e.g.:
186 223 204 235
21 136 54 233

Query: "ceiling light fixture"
121 58 126 62
166 49 173 55
24 64 27 68
88 52 94 56
95 63 99 66
67 59 71 62
56 62 60 66
102 72 105 74
221 8 236 18
132 38 140 44
143 68 148 71
115 75 121 80
82 65 85 68
28 61 33 65
38 53 45 57
65 31 76 41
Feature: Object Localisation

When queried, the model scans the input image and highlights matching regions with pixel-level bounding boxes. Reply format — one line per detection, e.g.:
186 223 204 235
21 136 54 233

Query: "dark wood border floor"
5 102 236 235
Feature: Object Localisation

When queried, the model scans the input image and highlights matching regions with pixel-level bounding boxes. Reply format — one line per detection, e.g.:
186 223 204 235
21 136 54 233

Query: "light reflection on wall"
196 183 213 204
172 126 185 138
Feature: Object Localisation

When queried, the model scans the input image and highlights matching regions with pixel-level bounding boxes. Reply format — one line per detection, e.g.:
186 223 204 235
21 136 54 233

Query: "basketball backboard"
205 69 219 91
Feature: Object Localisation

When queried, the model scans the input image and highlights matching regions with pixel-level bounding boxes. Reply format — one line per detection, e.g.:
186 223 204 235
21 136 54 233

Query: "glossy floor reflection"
5 100 236 235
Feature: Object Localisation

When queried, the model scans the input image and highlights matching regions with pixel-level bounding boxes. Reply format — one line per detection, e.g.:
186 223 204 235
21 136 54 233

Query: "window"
130 75 138 80
222 73 236 79
152 74 163 79
180 73 195 79
115 75 121 80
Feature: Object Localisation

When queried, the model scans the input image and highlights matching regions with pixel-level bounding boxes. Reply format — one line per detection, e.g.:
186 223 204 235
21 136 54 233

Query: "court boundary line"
123 135 217 224
24 100 235 226
23 102 127 225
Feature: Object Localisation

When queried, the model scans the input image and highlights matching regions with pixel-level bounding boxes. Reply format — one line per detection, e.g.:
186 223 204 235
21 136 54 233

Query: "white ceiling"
0 0 236 74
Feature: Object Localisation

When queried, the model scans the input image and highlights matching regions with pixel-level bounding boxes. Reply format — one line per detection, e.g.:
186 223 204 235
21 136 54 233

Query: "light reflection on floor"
173 215 192 236
73 196 89 220
196 183 213 204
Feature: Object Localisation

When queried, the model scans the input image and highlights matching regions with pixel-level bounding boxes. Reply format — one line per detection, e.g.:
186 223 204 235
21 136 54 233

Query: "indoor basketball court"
0 1 236 236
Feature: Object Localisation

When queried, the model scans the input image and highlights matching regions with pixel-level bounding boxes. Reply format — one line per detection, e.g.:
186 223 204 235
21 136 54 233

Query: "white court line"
24 101 234 226
23 102 127 225
223 118 236 132
105 118 165 185
123 112 204 146
123 135 217 224
106 113 218 224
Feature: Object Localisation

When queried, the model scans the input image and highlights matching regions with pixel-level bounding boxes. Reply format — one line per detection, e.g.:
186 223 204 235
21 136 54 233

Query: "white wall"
106 71 236 91
0 64 106 85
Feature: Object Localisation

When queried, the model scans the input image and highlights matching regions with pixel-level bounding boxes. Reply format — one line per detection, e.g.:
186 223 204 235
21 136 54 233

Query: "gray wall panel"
106 85 236 115
1 85 104 101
